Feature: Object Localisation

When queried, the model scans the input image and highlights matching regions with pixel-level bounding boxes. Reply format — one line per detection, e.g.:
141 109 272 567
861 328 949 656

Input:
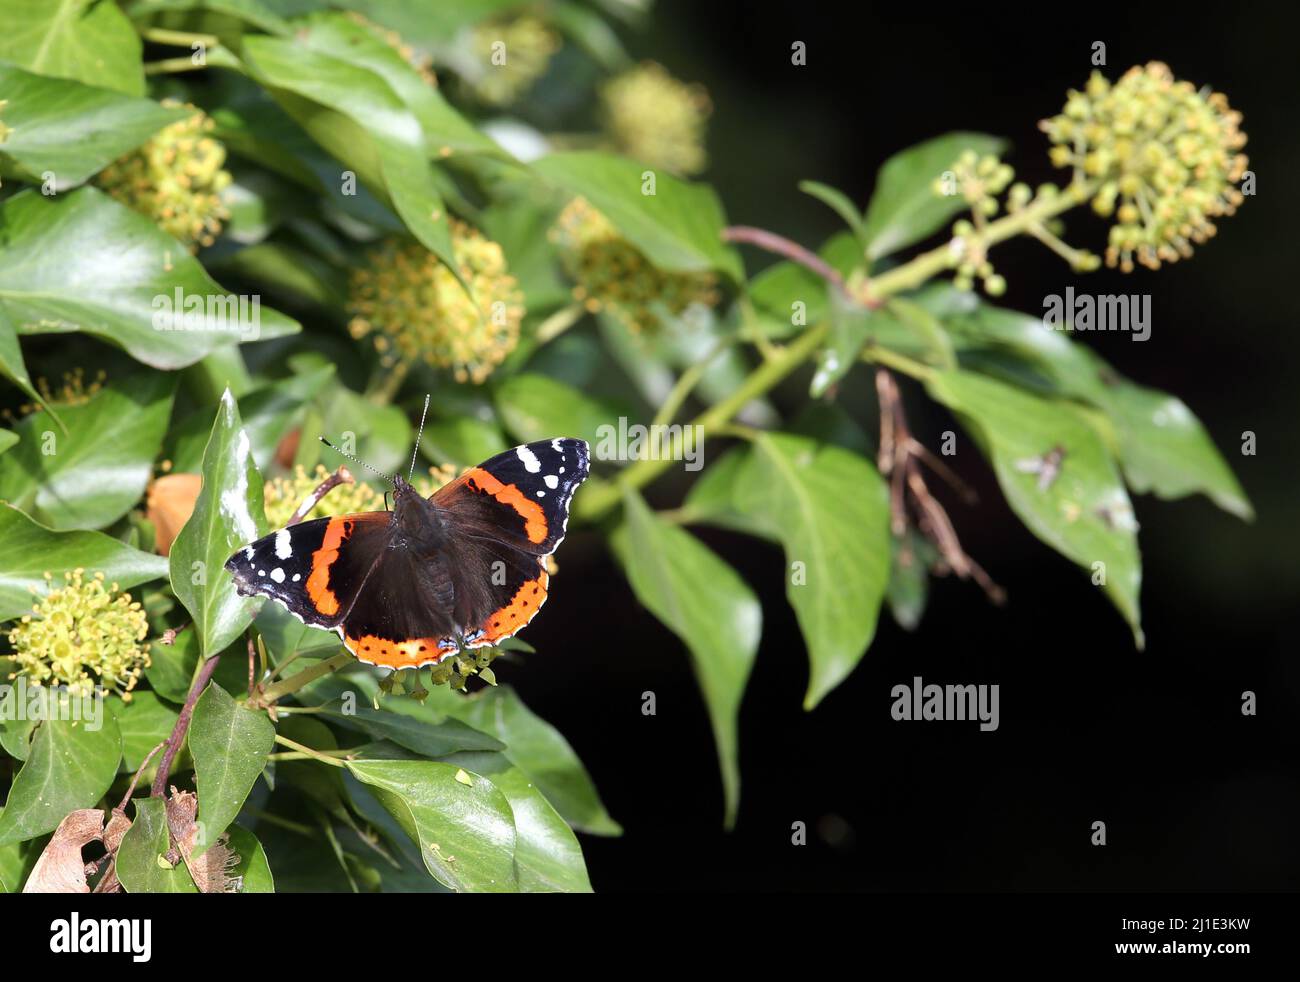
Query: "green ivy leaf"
286 11 503 158
446 685 619 836
144 625 200 704
240 34 461 280
0 64 189 188
927 369 1143 644
189 681 276 850
860 132 1006 262
170 390 268 658
0 818 26 891
531 151 743 280
611 490 759 826
728 433 891 708
0 372 175 530
126 0 292 36
1084 361 1252 521
495 372 628 448
0 714 122 847
0 504 169 620
886 530 938 631
317 699 505 758
115 798 197 893
226 824 275 892
0 188 299 370
346 758 519 892
420 415 508 470
112 690 180 774
441 751 592 892
798 179 867 247
0 0 144 96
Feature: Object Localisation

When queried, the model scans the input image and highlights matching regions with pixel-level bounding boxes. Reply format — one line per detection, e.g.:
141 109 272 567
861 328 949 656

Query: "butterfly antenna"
319 437 395 484
409 393 431 482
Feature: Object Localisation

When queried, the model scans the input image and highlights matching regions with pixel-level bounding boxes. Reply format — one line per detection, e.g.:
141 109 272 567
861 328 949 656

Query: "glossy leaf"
0 188 299 370
0 372 175 530
112 690 180 774
285 11 503 158
169 390 268 658
226 824 275 892
0 504 169 620
1085 363 1252 521
240 34 460 278
611 490 759 825
115 798 197 893
532 151 743 280
927 369 1143 643
729 433 891 708
0 714 122 847
860 132 1006 261
346 758 519 892
798 179 867 246
190 682 276 850
442 751 592 892
0 64 189 188
495 372 628 448
317 699 505 758
449 686 619 836
0 0 144 96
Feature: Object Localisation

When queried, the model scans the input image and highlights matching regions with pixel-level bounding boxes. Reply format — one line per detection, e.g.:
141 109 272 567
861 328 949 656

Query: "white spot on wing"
274 528 292 559
270 568 286 583
544 474 559 489
516 445 542 473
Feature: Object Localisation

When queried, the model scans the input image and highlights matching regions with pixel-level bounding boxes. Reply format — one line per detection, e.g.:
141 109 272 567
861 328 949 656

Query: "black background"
507 2 1300 891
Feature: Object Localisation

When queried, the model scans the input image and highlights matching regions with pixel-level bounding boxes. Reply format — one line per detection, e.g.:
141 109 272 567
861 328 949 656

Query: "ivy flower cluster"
7 570 150 700
468 14 559 105
348 222 525 384
550 197 719 335
96 101 231 251
1041 61 1248 272
601 61 712 176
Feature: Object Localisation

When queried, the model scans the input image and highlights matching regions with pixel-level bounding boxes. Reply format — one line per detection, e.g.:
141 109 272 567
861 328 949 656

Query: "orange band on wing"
463 467 548 544
480 571 549 644
344 633 451 668
305 517 349 617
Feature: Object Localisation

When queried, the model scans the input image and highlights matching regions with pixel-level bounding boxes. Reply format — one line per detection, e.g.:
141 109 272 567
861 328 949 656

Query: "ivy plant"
0 1 1250 893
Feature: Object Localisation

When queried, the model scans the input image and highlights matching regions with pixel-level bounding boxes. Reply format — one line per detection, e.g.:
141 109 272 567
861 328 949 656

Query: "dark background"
508 3 1300 891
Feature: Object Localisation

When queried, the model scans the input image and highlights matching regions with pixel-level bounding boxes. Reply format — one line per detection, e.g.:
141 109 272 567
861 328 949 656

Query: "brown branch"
150 653 221 797
722 225 856 299
118 740 166 812
875 368 1005 605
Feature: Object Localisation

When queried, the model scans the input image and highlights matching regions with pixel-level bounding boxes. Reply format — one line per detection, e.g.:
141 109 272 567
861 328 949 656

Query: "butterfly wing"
431 438 590 556
429 438 590 649
225 512 392 629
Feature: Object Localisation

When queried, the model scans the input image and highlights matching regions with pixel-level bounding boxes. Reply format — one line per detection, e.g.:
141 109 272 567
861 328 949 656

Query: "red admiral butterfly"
225 438 590 669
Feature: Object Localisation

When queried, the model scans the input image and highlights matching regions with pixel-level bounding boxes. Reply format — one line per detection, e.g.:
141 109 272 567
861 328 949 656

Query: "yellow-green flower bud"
1040 62 1247 272
348 222 525 384
601 61 711 176
95 101 231 252
550 196 719 335
467 14 559 106
7 570 150 700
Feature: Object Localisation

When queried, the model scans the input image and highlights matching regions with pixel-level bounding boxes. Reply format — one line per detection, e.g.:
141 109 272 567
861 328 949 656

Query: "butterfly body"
225 438 590 669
